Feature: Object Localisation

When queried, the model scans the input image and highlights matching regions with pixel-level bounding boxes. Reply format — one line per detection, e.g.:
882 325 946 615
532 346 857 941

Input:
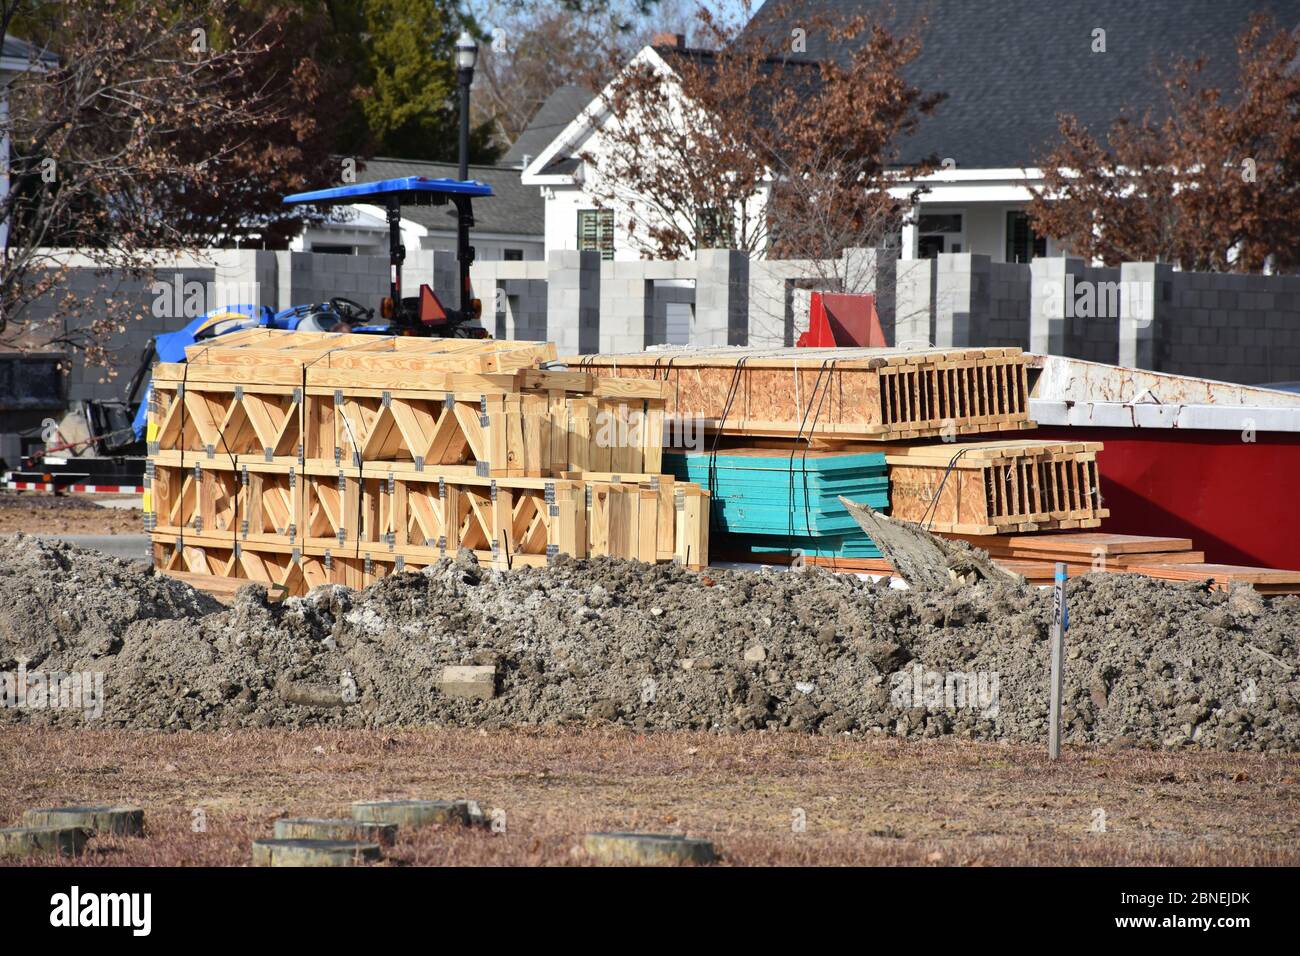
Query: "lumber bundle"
805 532 1300 595
145 330 710 597
885 439 1108 535
569 346 1034 441
666 448 889 558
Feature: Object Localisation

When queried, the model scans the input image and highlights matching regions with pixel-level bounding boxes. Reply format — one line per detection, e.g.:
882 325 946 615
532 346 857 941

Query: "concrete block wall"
894 258 935 348
289 251 389 307
647 281 695 346
23 247 1300 410
546 249 601 355
747 258 820 347
986 260 1031 348
933 253 990 347
471 259 548 342
694 250 749 347
1154 269 1300 384
1030 258 1120 363
1075 264 1123 364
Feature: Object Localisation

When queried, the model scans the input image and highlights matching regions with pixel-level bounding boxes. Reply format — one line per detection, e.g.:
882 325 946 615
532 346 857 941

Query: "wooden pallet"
146 334 710 597
885 439 1108 534
568 346 1034 441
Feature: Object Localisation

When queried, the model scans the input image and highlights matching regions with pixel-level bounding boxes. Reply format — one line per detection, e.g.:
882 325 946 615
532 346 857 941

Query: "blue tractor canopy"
285 176 493 332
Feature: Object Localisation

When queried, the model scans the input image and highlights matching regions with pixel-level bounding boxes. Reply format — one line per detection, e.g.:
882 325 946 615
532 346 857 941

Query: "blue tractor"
6 177 493 492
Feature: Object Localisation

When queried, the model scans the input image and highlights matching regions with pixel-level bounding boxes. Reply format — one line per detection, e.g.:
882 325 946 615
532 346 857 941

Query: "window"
916 212 964 260
695 206 734 249
503 248 523 261
310 244 355 255
1005 211 1046 263
577 209 615 260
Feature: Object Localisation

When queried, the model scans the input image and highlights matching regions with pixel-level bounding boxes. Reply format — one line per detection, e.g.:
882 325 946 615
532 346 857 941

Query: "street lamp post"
454 31 478 320
455 32 477 183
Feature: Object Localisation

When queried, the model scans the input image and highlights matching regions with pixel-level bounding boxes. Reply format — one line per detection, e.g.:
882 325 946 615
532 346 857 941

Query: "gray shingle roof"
3 34 58 67
355 157 543 237
502 84 593 168
743 0 1300 168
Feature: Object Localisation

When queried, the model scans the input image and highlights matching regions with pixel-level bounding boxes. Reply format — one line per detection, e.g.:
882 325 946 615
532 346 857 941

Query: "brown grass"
1 726 1296 866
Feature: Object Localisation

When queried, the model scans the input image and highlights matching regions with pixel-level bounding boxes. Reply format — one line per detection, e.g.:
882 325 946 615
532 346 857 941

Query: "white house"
522 0 1297 264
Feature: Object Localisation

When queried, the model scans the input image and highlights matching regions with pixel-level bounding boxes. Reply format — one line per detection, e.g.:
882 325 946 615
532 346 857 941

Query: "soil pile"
2 534 1297 750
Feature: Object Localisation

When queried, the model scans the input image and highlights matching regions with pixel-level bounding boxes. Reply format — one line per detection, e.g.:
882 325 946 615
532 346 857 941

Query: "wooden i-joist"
146 331 709 597
569 346 1035 441
884 439 1108 535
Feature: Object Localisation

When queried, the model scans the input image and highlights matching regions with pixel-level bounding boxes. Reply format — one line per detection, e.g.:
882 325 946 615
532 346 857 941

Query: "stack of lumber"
664 448 889 558
884 439 1108 534
572 345 1102 563
145 330 710 597
805 532 1300 595
569 346 1034 440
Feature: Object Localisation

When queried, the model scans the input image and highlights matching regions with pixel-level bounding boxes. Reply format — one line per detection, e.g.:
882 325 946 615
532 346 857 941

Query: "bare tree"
0 0 283 368
576 2 940 263
1027 15 1300 273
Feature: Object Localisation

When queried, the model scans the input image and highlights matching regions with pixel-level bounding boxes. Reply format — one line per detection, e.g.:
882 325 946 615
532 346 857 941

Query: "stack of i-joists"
145 330 710 598
568 346 1109 554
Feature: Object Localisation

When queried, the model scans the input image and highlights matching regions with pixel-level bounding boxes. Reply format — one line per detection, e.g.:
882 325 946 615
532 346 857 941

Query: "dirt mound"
2 535 1297 750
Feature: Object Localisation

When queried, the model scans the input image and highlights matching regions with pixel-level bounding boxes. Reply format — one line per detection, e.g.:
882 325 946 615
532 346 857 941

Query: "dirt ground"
0 493 143 535
0 726 1296 866
4 536 1298 751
